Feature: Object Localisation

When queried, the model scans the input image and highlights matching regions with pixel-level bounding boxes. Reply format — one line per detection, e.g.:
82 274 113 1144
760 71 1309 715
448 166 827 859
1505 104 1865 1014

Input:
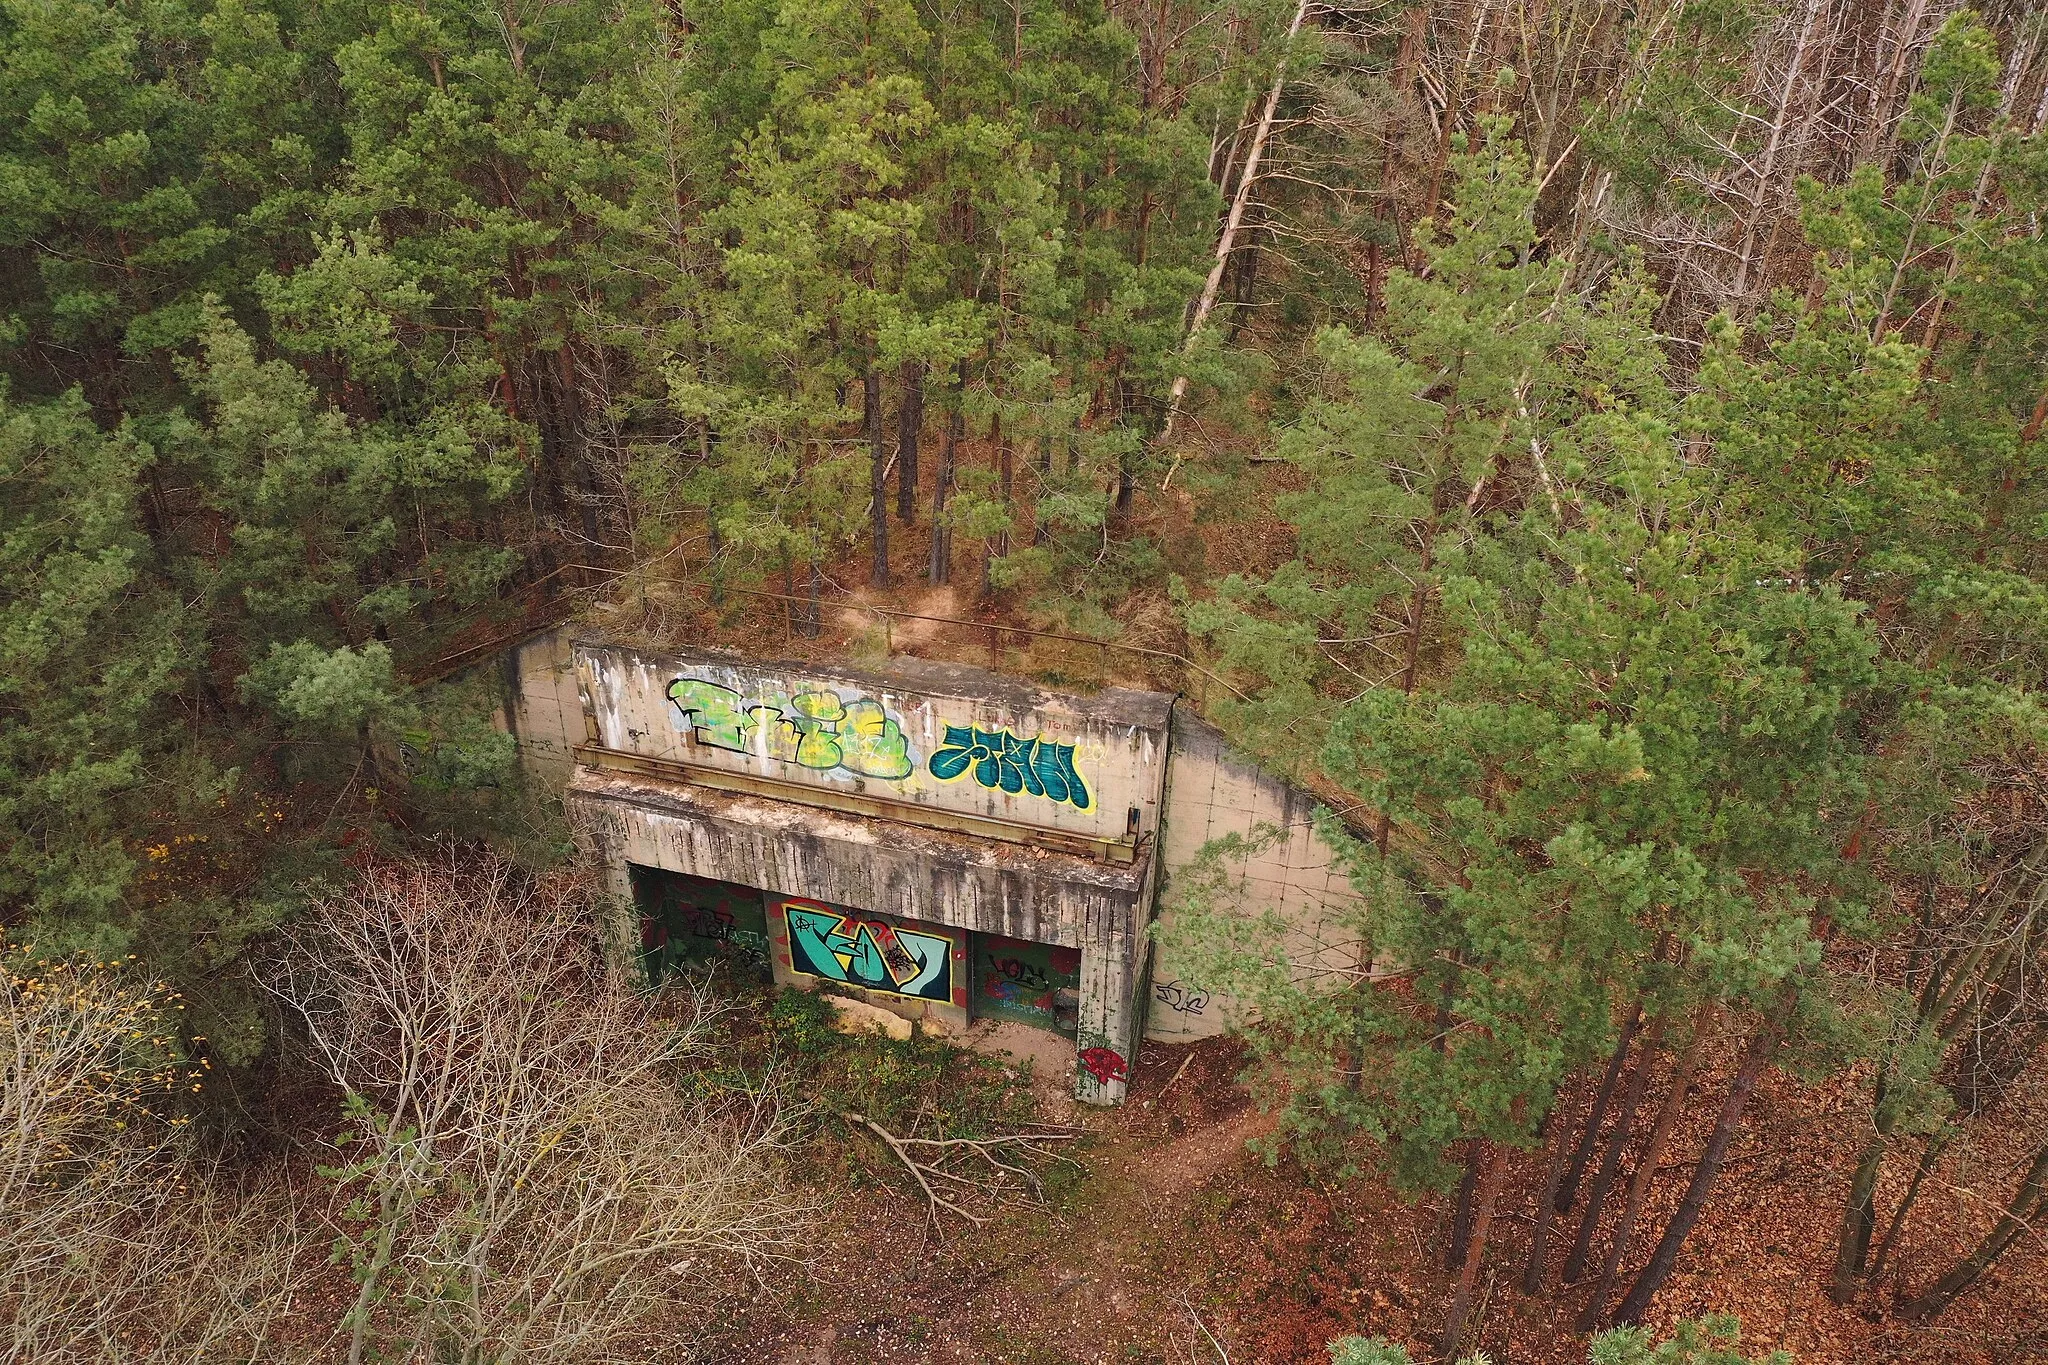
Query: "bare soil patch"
715 1037 2047 1365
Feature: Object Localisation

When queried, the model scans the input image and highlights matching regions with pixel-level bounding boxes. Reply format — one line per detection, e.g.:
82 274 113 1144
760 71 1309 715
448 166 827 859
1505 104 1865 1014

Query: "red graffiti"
1080 1047 1127 1086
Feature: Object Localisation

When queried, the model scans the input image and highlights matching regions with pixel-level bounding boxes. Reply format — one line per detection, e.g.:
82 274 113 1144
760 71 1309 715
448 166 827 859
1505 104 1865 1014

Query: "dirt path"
724 1038 2047 1365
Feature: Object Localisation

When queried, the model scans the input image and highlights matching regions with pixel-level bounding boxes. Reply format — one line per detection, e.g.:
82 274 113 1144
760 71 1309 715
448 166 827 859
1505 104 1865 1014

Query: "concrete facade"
576 644 1171 848
1146 710 1371 1042
497 628 1371 1101
565 643 1172 1105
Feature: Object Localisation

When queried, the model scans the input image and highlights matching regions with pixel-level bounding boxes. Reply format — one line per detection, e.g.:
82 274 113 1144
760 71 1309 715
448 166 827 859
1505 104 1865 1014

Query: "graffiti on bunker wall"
1080 1047 1127 1086
927 725 1093 811
1152 979 1209 1015
973 932 1082 1035
668 678 914 779
631 868 771 985
783 900 956 1002
668 674 1099 813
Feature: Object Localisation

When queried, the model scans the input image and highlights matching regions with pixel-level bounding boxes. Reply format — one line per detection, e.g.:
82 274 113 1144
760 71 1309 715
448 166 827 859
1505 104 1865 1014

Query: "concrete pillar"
1073 932 1139 1104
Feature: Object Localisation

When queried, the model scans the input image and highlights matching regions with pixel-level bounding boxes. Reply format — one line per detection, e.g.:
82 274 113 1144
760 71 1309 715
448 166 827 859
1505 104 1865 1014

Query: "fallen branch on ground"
841 1112 1082 1231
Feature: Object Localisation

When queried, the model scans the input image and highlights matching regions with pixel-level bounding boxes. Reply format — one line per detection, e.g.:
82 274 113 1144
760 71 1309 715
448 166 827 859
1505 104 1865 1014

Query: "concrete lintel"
569 768 1146 1104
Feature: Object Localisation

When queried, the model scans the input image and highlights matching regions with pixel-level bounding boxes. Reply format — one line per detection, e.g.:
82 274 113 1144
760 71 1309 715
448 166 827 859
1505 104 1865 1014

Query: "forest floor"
714 1033 2047 1365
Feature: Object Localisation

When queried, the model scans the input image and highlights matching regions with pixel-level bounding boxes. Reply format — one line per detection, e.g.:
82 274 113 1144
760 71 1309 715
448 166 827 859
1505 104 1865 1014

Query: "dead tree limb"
841 1112 1082 1231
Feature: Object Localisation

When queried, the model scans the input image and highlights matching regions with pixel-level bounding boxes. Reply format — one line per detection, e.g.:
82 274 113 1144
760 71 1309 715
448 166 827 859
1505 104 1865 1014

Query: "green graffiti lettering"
666 679 753 750
667 676 913 782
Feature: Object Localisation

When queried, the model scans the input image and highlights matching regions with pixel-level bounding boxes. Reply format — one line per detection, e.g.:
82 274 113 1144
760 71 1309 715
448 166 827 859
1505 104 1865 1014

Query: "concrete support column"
577 814 641 982
1074 930 1140 1105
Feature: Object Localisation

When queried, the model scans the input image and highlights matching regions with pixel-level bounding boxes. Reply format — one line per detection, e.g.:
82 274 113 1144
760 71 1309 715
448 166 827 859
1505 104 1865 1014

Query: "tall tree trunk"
1831 1083 1894 1302
697 419 726 608
782 556 795 638
1834 860 2043 1298
897 360 923 524
1223 208 1264 344
1557 1002 1645 1213
1521 1109 1571 1293
1440 1133 1512 1360
1579 1000 1717 1332
997 414 1013 562
1563 1012 1668 1283
1420 0 1495 224
1729 0 1826 301
1445 1145 1483 1270
1157 0 1311 454
867 367 888 587
1900 1138 2048 1321
1614 988 1796 1326
929 390 961 585
1867 1130 1950 1284
983 411 1007 596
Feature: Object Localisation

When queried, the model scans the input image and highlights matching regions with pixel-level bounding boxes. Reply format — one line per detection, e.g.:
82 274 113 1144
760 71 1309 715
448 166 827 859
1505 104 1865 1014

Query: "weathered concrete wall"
1147 709 1369 1042
497 629 1362 1084
570 770 1150 1103
575 643 1172 845
501 627 581 786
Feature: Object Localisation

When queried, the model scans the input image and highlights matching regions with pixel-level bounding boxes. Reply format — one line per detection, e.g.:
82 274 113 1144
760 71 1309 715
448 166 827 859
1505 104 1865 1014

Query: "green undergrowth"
765 986 1097 1219
707 982 1053 1130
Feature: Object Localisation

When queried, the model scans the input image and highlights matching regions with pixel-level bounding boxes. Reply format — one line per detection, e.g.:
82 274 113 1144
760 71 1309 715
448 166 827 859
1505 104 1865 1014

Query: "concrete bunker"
567 643 1168 1104
513 632 1371 1105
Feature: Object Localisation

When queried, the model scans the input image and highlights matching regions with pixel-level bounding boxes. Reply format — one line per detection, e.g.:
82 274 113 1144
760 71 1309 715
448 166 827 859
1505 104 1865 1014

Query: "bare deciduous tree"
2 941 305 1362
269 850 810 1364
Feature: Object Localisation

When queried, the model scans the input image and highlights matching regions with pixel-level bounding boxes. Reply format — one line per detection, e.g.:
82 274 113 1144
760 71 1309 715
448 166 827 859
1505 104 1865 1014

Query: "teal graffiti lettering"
927 725 1092 811
783 903 952 1001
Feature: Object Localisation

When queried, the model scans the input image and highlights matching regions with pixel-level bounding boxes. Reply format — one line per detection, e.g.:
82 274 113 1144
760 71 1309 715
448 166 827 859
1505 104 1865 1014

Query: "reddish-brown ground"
714 1038 2046 1365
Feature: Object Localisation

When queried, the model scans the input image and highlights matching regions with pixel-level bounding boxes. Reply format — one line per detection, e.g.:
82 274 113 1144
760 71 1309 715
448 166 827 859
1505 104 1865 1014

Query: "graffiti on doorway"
668 677 913 779
783 901 955 1002
927 725 1092 811
971 934 1082 1034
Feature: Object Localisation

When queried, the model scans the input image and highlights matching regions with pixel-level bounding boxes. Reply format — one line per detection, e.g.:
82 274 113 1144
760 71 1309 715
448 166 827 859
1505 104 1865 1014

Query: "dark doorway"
969 932 1081 1036
628 866 771 986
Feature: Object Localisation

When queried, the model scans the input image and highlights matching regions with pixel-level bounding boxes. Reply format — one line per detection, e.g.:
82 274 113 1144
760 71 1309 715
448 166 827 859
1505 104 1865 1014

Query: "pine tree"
0 386 186 950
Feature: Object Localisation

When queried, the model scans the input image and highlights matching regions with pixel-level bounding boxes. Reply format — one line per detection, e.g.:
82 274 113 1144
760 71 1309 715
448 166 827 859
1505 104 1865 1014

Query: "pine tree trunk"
1830 1091 1892 1302
1420 0 1495 224
1729 0 1826 301
1521 1109 1571 1293
1440 1135 1511 1360
781 557 795 639
1614 989 1794 1326
897 360 922 524
1157 0 1310 451
1900 1138 2048 1321
930 398 960 586
1563 1012 1667 1283
1578 1001 1716 1332
1557 1002 1645 1213
699 420 724 607
997 415 1012 561
867 368 888 587
1835 862 2042 1299
1445 1145 1483 1270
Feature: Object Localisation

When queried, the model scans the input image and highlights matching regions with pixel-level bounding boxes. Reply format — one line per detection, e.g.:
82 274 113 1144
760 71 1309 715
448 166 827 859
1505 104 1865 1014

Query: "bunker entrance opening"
629 866 770 987
970 932 1082 1037
628 864 1080 1040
